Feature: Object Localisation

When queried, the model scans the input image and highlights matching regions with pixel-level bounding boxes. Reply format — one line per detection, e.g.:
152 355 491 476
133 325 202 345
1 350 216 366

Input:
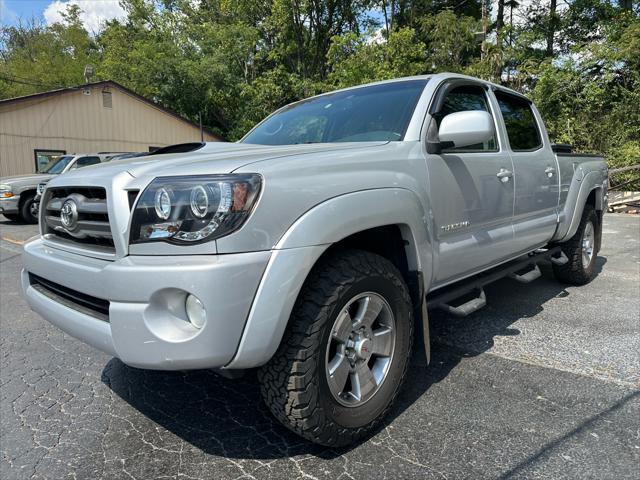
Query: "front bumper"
0 195 19 214
22 238 270 370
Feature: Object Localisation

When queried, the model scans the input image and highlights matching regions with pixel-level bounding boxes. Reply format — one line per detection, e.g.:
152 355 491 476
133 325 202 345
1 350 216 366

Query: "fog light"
185 294 206 329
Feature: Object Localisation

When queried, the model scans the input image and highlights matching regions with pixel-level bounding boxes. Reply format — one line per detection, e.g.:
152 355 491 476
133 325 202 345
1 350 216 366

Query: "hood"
0 173 55 187
53 141 388 183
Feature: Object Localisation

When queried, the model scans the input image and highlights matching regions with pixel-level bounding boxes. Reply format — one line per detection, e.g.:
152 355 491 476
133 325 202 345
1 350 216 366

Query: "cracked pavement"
1 214 639 479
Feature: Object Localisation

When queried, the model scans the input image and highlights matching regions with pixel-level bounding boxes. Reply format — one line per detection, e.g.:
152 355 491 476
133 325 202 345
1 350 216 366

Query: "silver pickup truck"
21 73 607 447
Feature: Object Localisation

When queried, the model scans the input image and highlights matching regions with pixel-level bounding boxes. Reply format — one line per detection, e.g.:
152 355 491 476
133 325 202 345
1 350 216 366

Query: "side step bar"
509 264 541 283
428 246 562 317
439 289 486 317
550 251 569 265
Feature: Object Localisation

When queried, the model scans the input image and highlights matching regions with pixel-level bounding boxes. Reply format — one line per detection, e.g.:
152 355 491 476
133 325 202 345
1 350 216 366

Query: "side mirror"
428 110 495 154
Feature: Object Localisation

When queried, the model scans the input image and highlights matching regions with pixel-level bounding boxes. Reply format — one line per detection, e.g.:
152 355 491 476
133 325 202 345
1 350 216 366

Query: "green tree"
327 28 426 88
0 0 638 163
0 5 99 97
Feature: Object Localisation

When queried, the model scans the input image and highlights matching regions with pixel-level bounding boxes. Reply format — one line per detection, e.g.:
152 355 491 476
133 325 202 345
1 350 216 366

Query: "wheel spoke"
354 295 384 328
371 327 393 356
327 354 350 395
584 222 593 237
352 363 376 401
325 291 396 407
332 310 353 343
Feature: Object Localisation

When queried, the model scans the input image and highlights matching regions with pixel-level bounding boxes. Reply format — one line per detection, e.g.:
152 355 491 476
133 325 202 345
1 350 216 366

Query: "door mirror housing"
427 110 495 154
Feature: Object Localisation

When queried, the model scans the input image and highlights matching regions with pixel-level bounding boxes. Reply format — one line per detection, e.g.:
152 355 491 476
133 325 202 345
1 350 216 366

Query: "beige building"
0 81 220 176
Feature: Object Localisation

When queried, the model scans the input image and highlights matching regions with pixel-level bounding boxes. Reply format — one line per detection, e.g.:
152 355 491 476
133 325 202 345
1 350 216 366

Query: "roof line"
0 80 223 141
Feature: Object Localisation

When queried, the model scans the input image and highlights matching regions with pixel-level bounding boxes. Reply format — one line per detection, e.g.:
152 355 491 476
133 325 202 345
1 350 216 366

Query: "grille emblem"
60 199 78 230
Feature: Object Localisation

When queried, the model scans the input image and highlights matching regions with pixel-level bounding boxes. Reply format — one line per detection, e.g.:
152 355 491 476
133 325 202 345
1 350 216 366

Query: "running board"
438 289 486 317
428 246 563 316
550 251 569 266
509 264 541 283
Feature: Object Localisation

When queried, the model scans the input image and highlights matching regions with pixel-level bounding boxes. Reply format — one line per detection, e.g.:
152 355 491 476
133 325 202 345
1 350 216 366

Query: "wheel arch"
554 171 605 242
17 188 36 205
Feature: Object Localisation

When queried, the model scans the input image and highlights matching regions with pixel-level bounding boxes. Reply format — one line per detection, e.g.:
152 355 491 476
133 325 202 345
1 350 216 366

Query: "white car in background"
1 153 125 223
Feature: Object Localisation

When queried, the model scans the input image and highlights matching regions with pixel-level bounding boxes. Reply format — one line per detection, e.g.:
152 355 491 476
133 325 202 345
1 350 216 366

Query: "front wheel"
553 204 599 285
19 194 38 224
258 249 413 447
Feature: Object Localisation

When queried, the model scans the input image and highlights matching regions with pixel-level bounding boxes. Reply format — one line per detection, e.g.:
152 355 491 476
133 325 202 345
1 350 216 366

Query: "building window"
102 90 113 108
34 149 66 173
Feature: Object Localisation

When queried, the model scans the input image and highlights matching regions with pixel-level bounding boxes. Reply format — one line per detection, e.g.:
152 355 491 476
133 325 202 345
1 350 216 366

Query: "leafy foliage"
0 0 638 171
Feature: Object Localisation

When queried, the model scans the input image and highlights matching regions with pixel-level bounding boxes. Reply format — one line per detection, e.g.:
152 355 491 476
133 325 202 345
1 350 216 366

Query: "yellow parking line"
0 236 24 245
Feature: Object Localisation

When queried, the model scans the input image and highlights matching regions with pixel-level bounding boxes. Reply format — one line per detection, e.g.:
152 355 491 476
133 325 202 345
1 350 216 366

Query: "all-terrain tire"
19 193 38 224
258 249 414 447
552 204 599 285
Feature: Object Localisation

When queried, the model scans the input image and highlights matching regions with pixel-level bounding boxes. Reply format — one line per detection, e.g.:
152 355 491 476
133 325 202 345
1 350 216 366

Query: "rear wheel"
553 204 598 285
258 249 413 447
19 193 38 224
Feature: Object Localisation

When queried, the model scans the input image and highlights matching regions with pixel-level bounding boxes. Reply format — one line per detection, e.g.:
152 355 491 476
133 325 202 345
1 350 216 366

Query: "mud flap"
408 270 430 365
420 296 430 364
595 210 604 254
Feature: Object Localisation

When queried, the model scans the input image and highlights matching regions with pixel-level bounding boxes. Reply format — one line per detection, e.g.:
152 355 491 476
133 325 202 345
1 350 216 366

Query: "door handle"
496 168 513 183
545 166 556 178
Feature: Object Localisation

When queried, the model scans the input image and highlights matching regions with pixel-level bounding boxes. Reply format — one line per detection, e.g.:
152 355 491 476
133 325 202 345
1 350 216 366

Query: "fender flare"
276 188 432 270
554 171 604 242
225 188 433 369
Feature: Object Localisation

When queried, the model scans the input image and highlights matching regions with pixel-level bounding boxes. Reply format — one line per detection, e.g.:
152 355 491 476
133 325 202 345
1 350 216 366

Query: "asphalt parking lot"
1 214 638 480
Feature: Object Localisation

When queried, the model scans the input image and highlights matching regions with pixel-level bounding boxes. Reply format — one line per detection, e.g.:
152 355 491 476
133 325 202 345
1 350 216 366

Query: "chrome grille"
43 187 115 253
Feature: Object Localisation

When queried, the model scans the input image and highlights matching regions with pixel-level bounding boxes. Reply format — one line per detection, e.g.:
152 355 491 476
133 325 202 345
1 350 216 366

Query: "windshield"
42 155 74 174
241 80 428 145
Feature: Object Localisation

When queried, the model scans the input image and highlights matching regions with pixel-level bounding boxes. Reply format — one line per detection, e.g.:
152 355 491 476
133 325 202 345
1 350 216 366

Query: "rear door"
493 91 559 251
427 82 517 287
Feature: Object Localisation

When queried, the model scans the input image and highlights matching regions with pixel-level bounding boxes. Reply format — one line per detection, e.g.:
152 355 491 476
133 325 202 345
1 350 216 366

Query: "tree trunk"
495 0 505 80
382 0 390 38
496 0 505 37
546 0 557 58
619 0 632 11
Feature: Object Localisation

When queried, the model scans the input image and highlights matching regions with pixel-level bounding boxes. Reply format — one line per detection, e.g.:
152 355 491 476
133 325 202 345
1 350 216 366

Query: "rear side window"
495 92 542 151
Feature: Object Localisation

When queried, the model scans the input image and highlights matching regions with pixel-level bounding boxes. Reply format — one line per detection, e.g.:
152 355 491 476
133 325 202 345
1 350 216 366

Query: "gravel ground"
1 214 638 479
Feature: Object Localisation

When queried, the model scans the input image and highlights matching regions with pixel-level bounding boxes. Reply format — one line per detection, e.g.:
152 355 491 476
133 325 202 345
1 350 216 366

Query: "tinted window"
495 92 541 151
74 156 101 168
241 80 428 145
435 85 497 151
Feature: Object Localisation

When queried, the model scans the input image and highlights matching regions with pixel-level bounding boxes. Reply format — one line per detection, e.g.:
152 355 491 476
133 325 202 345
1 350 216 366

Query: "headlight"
130 174 262 245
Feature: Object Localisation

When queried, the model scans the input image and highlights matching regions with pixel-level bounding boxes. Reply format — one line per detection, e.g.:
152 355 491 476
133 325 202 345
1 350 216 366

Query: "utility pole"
199 112 203 142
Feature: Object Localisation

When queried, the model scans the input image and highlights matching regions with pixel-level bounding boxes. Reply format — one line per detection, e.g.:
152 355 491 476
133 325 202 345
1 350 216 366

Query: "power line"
0 74 65 89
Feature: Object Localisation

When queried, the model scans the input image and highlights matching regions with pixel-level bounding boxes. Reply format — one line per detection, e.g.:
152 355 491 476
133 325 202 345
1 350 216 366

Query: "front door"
493 91 559 251
427 83 516 287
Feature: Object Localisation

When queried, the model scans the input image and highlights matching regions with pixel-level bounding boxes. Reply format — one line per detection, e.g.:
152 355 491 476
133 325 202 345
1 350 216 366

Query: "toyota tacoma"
21 73 608 446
